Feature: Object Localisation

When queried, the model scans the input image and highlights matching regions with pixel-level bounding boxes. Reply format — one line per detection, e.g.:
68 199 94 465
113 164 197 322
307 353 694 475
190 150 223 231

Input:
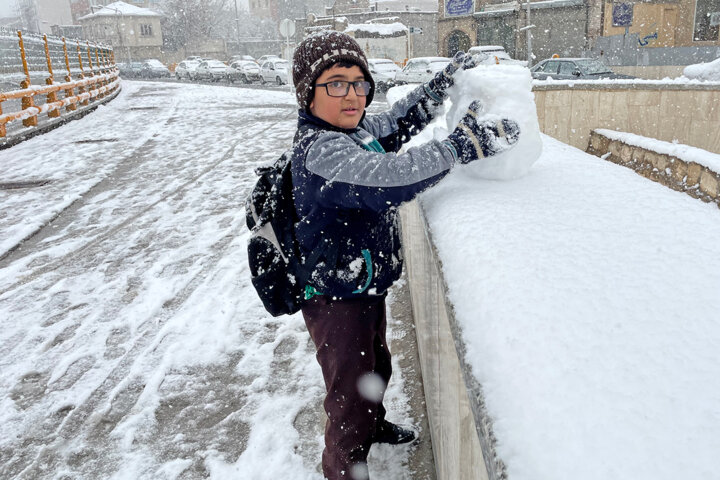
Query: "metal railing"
0 28 120 138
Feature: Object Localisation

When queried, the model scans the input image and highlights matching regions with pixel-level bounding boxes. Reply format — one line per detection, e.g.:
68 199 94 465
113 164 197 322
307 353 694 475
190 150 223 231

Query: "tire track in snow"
2 104 298 478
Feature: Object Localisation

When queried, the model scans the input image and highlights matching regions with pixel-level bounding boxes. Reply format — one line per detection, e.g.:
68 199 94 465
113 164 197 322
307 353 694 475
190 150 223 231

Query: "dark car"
118 61 144 78
140 59 171 78
531 58 636 80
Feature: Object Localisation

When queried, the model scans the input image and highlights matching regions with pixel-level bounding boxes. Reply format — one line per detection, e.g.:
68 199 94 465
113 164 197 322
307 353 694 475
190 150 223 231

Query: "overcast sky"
0 0 15 17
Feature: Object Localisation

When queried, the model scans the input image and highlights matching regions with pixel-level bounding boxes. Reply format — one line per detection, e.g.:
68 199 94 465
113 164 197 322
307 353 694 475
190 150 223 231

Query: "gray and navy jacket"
291 84 457 300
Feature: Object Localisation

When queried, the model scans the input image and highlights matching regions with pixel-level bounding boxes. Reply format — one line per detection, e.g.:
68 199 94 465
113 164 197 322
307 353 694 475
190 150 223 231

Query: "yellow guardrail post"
77 43 89 107
44 34 60 119
0 95 5 137
18 30 38 127
94 45 105 99
62 38 77 112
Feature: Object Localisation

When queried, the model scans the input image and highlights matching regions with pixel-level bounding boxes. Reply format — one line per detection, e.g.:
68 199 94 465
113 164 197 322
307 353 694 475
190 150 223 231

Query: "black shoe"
372 421 416 445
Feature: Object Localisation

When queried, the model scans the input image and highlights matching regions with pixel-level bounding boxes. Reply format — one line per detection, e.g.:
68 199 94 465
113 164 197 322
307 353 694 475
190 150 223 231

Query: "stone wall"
533 83 720 154
587 131 720 207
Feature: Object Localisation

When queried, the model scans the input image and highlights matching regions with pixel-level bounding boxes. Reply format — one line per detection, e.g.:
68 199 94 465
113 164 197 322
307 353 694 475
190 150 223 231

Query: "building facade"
295 10 439 58
249 0 325 21
602 0 720 47
437 0 602 63
79 1 163 62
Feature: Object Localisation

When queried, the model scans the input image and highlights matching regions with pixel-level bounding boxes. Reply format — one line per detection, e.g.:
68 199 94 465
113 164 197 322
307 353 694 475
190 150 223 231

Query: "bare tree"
160 0 232 50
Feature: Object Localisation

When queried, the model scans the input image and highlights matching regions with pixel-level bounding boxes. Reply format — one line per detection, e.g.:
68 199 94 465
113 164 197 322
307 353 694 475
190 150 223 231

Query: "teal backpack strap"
351 131 387 154
352 249 373 294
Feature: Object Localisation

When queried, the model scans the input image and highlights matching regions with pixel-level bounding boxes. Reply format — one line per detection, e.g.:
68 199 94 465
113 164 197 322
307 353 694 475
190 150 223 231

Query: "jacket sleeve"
304 131 455 212
360 84 444 153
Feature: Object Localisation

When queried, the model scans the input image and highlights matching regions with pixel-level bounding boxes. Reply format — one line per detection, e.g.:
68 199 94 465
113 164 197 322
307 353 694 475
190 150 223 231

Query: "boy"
290 31 519 480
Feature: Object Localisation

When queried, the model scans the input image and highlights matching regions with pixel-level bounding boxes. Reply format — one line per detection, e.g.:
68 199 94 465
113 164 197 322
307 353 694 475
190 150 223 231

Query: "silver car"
260 59 290 85
368 59 401 93
394 57 451 85
195 60 230 82
175 60 200 80
229 60 261 83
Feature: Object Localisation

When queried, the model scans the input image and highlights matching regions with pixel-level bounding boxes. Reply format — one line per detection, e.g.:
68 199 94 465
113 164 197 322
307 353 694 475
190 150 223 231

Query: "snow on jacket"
291 84 456 299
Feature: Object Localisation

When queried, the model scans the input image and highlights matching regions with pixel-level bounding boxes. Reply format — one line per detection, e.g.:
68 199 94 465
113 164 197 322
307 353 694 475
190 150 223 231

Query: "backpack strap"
295 227 341 300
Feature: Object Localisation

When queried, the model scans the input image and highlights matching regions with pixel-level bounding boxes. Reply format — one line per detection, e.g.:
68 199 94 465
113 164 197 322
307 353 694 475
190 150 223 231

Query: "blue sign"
446 0 474 16
612 3 633 27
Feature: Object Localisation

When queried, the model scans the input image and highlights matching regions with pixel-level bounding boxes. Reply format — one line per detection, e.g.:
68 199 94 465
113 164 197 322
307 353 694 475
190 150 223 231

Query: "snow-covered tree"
160 0 232 50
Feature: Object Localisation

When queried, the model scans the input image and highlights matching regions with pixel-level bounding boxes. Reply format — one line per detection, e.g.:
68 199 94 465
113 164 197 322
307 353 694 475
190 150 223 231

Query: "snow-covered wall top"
595 129 720 173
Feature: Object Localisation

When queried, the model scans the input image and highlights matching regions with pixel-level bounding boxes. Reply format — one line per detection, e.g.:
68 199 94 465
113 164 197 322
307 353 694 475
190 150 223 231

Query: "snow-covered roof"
78 1 161 20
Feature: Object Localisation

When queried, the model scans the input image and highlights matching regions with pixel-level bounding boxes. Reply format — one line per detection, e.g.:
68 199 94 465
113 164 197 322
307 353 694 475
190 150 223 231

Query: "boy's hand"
425 51 480 100
443 101 520 164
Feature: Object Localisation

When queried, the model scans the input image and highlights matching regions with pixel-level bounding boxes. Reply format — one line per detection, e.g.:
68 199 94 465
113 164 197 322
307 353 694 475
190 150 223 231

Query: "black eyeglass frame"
314 80 372 97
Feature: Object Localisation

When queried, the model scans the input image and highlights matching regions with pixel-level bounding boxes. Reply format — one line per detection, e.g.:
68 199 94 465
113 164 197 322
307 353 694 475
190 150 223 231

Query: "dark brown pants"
301 294 392 480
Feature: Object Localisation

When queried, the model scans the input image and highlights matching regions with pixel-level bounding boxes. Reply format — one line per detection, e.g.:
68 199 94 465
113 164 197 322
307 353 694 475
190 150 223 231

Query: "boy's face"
310 64 367 130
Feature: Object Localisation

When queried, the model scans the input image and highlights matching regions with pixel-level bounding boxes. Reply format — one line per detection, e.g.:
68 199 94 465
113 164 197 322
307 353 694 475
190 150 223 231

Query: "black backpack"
245 152 334 316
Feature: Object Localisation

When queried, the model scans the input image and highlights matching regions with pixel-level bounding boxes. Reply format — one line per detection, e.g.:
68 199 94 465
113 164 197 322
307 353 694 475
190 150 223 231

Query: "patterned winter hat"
292 31 375 112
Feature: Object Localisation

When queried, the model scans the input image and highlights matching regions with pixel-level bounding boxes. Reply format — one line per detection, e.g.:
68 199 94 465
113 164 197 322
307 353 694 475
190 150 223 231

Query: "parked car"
468 45 527 66
195 60 230 82
175 60 200 80
229 60 261 83
394 57 451 84
184 56 202 62
259 59 290 85
118 61 144 78
140 59 171 78
257 54 280 64
230 54 256 63
117 62 133 77
530 58 636 80
368 58 401 93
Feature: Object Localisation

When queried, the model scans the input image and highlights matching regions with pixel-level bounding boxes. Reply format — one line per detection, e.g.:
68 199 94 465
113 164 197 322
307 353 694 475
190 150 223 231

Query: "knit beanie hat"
292 31 375 112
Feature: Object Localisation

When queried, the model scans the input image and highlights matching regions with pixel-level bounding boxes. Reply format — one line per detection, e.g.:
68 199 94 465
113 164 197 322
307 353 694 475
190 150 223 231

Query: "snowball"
385 65 542 180
356 372 386 402
445 65 543 180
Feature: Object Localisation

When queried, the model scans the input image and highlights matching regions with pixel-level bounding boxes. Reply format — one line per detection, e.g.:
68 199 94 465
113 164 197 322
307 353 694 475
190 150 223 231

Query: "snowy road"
0 82 422 479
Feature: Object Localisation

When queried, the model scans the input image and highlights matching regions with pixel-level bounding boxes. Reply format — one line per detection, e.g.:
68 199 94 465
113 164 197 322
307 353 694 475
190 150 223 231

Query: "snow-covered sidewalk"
0 82 421 479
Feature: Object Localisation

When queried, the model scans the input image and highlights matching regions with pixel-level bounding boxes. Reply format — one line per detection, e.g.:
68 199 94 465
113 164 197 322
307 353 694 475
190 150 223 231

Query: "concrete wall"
400 201 505 480
612 65 685 79
589 35 720 67
587 131 720 208
533 83 720 154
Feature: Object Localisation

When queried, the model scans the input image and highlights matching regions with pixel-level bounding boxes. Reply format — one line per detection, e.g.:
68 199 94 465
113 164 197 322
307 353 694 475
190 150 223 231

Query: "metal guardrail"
0 28 119 138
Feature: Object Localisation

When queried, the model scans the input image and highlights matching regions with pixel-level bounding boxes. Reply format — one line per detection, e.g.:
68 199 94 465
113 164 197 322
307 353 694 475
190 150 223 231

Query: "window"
694 0 720 41
140 24 153 36
558 62 576 75
540 61 560 73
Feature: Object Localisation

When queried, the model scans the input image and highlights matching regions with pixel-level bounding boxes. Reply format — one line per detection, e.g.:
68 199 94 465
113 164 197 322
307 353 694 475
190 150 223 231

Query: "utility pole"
234 0 241 54
526 0 533 67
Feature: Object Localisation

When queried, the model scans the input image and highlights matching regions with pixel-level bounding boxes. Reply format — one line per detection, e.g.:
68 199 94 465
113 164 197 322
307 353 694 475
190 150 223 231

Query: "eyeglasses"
315 80 372 97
